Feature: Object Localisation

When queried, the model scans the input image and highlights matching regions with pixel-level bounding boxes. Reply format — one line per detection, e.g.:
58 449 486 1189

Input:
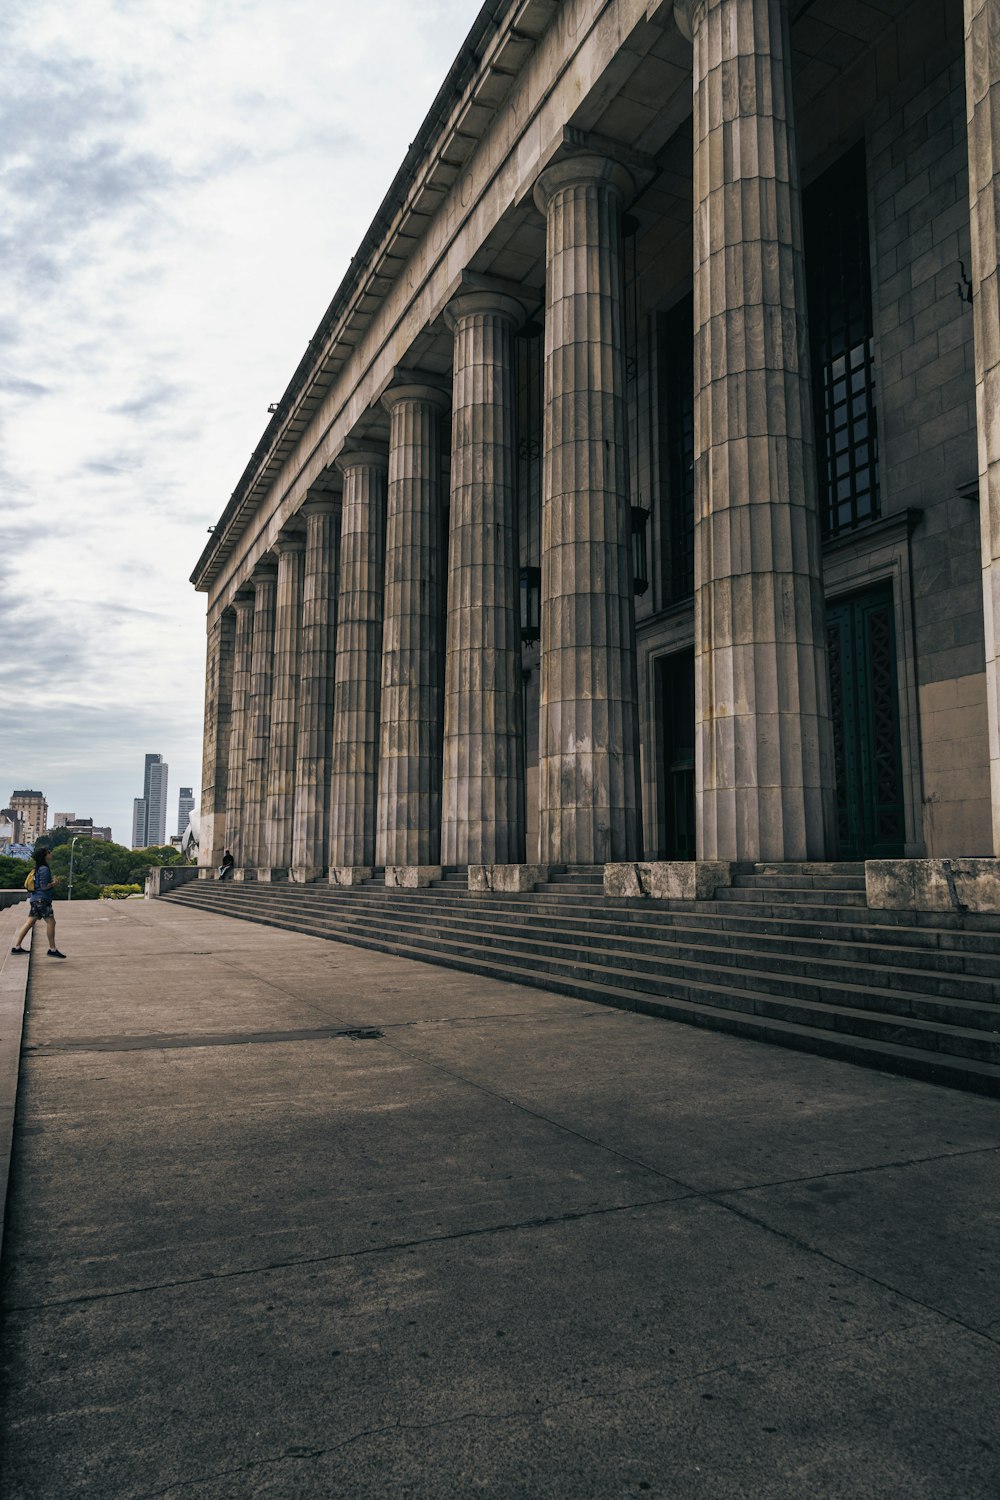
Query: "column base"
329 866 374 887
385 866 442 889
233 868 256 882
290 867 325 884
256 867 289 883
468 864 550 894
866 858 1000 913
604 861 734 901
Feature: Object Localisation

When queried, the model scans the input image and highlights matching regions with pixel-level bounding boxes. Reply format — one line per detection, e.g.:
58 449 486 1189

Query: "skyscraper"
132 755 169 847
177 786 194 837
132 799 148 849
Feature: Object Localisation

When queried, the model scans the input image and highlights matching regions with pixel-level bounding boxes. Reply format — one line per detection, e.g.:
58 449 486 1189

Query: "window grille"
804 143 880 537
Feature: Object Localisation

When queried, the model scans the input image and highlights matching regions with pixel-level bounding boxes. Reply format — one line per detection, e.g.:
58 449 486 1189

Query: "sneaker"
47 949 67 958
10 946 27 954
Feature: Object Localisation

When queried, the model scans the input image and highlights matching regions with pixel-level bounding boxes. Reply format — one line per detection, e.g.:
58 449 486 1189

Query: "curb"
0 912 32 1269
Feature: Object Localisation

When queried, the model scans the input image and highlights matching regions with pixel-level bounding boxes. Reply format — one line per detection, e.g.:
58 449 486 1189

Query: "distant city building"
53 812 75 828
131 754 169 847
132 798 148 849
0 807 22 844
9 790 47 845
177 787 194 837
146 755 168 846
61 817 113 843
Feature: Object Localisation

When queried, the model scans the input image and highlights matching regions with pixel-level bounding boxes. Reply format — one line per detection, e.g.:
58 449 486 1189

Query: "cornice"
192 0 559 595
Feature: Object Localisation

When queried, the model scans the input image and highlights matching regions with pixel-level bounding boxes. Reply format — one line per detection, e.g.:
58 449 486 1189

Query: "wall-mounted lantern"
520 565 541 644
631 506 650 596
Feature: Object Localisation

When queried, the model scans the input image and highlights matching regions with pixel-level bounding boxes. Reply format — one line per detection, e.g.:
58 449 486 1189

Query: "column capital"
232 588 255 612
273 528 307 556
251 558 278 585
672 0 705 42
532 153 634 217
380 375 450 415
443 289 528 333
300 494 340 519
335 443 389 474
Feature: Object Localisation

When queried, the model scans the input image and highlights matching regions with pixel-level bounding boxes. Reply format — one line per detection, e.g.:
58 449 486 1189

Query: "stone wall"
869 47 989 854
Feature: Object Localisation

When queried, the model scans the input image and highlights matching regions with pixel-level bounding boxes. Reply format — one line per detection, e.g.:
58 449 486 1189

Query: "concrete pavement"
1 898 999 1499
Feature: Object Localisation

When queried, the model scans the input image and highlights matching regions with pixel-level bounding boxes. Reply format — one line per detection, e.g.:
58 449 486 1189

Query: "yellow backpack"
24 867 35 892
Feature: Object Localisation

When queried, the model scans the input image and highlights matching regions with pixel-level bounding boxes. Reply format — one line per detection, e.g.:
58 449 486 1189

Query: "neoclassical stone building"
194 0 1000 889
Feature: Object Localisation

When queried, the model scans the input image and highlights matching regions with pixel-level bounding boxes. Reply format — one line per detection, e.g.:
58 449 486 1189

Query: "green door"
656 650 696 860
826 586 905 858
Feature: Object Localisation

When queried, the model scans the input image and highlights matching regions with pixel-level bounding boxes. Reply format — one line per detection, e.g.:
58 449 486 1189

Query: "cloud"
1 0 483 841
111 382 186 417
0 375 51 397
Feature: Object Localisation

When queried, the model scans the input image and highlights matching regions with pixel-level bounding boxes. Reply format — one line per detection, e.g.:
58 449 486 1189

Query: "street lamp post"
67 836 80 901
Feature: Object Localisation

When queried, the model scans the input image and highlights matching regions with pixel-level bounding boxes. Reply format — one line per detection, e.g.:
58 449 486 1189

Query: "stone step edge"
166 886 1000 967
191 876 1000 930
164 892 1000 1044
160 895 1000 1095
165 889 1000 962
169 879 1000 937
169 891 1000 1004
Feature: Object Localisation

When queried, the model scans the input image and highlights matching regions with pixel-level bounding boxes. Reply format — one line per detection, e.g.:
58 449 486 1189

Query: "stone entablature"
192 0 691 609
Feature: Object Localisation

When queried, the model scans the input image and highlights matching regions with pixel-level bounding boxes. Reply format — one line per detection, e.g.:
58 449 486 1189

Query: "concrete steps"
161 862 1000 1097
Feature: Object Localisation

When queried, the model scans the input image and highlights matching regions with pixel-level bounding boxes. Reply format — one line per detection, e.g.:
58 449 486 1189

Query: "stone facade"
193 0 1000 880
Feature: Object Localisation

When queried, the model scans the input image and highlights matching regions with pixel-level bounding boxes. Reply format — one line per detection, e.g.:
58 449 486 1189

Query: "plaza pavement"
1 897 999 1499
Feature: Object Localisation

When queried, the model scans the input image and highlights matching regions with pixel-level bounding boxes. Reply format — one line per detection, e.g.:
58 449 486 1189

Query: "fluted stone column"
965 0 1000 853
261 533 306 878
241 561 278 873
533 155 641 866
199 608 237 869
328 448 388 877
291 496 341 882
377 381 450 872
223 591 255 864
441 291 526 866
676 0 836 862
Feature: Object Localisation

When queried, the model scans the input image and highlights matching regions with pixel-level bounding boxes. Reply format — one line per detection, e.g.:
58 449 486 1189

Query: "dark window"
655 649 696 860
657 295 695 603
804 143 880 537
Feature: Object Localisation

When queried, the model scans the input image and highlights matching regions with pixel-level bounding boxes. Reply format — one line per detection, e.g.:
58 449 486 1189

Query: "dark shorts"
28 898 54 920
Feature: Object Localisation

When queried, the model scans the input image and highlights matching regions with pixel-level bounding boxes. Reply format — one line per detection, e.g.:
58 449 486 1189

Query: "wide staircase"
161 862 1000 1096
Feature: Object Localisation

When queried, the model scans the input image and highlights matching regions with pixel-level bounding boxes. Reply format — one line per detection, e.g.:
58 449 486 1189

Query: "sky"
1 0 481 845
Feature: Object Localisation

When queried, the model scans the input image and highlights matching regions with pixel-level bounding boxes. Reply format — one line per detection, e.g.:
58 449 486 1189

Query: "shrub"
99 883 144 900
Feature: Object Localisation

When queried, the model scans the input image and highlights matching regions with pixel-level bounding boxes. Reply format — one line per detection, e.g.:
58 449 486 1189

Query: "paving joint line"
368 1027 1000 1350
3 1191 687 1313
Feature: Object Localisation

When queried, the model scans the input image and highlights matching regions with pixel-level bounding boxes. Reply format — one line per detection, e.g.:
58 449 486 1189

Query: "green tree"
35 827 74 851
0 853 32 889
47 839 188 898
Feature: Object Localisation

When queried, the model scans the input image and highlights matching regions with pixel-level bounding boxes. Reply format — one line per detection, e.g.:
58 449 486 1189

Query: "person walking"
10 848 66 958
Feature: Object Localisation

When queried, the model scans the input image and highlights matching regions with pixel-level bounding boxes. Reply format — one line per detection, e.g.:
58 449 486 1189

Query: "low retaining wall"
1 911 32 1281
145 866 201 898
468 864 550 893
604 861 734 900
0 891 28 910
386 865 442 888
866 858 1000 913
